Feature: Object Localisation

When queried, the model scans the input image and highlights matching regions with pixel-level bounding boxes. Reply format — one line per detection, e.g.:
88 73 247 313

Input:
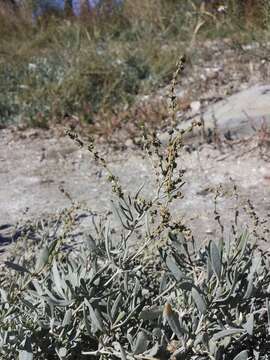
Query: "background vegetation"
0 0 270 133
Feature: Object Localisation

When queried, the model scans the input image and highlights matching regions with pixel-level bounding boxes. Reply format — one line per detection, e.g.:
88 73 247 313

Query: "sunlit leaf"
191 287 207 314
243 314 254 336
19 337 33 360
52 259 66 298
35 246 49 272
163 303 185 339
62 309 72 327
233 350 249 360
209 241 221 280
133 331 149 355
212 328 246 341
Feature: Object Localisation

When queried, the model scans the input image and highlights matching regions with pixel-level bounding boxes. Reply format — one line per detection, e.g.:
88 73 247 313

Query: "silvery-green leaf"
131 278 141 309
144 342 159 357
251 255 261 274
168 231 185 252
210 241 221 280
219 335 232 349
207 255 213 281
106 297 113 324
132 331 149 355
238 231 249 258
85 299 104 333
65 280 75 298
243 314 254 336
85 234 97 251
163 303 185 339
140 307 162 321
212 328 246 341
164 253 184 281
48 239 58 255
194 314 204 335
208 339 217 355
124 272 128 292
0 288 7 302
19 337 33 360
21 299 37 312
244 255 261 300
191 287 207 314
194 333 204 347
266 298 270 330
253 351 260 360
43 287 71 306
127 329 134 348
225 235 231 262
105 222 112 261
243 275 254 299
159 272 169 294
233 350 249 360
111 293 122 321
112 204 130 230
35 246 49 272
215 269 239 304
52 259 66 299
62 309 72 327
132 278 140 301
218 237 224 256
119 200 133 222
58 347 67 358
134 182 145 200
118 342 127 360
94 307 105 331
5 261 30 274
226 269 233 288
83 305 92 336
19 350 33 360
68 271 79 290
113 311 125 326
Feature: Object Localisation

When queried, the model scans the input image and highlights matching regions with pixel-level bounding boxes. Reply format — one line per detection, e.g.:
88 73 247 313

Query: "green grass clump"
0 20 180 129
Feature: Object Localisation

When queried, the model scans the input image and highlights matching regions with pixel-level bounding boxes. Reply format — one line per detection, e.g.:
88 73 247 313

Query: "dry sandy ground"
1 64 270 263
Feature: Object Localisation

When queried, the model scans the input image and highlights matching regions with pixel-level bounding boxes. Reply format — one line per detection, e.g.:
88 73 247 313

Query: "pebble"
158 132 170 146
190 101 201 114
125 138 133 148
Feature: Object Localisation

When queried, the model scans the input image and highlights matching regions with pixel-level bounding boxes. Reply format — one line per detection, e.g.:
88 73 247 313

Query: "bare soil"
1 118 270 260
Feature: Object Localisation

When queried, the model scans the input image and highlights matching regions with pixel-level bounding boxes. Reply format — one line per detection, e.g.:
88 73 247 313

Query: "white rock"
190 101 201 114
125 139 133 148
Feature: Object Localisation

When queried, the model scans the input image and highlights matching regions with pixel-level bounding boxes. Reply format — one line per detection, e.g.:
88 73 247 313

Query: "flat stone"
178 84 270 140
